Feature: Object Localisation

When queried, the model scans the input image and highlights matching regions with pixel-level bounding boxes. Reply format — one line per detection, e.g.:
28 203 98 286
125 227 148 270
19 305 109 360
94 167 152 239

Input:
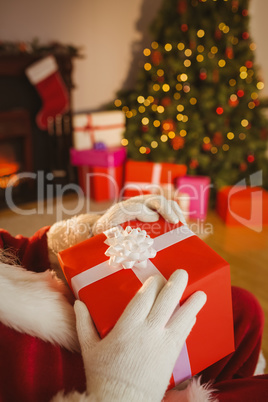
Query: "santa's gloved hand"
47 213 101 254
92 194 187 235
47 195 186 253
75 270 206 402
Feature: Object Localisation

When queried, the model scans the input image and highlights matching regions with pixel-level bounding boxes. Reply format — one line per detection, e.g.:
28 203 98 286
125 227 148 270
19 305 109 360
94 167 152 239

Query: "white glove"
75 270 206 402
47 213 101 254
47 196 185 252
92 195 187 235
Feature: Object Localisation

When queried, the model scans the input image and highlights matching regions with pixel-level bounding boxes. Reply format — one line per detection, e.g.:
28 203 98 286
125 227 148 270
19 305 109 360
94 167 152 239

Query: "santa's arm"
47 195 186 254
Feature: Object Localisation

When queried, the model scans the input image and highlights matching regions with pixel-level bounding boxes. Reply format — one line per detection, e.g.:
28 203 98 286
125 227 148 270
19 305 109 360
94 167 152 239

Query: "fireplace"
0 49 76 208
0 109 34 203
0 160 20 190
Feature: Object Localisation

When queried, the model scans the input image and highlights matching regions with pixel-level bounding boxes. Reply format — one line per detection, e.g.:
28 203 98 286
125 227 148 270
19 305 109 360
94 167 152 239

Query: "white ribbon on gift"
104 226 157 269
152 163 162 185
107 166 116 199
71 224 196 384
71 224 194 299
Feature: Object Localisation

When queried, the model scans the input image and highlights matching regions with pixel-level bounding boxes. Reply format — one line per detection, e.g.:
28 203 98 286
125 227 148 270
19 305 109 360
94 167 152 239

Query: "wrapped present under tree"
73 110 125 150
70 146 126 202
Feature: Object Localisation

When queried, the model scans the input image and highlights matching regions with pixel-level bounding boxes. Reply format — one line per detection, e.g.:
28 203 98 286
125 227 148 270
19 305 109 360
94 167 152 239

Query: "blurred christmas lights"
143 48 151 56
121 138 128 146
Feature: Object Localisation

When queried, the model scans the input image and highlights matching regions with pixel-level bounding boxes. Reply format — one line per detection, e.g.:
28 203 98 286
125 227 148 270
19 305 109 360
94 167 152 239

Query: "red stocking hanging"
26 56 69 130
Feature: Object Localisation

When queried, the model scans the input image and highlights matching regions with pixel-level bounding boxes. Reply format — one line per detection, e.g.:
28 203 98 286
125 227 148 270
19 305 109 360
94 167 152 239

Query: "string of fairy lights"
114 4 265 168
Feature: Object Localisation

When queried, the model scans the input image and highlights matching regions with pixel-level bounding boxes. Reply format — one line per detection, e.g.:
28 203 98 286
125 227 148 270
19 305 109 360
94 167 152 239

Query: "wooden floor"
0 197 267 372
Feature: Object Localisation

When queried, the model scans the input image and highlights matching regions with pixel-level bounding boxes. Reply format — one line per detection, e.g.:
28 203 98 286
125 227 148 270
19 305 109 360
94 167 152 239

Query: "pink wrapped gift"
70 146 127 168
70 147 127 202
176 176 211 219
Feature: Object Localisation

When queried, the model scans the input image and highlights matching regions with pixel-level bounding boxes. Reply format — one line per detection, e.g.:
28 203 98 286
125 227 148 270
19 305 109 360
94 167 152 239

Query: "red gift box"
77 165 123 202
124 160 187 198
216 185 268 228
58 218 234 387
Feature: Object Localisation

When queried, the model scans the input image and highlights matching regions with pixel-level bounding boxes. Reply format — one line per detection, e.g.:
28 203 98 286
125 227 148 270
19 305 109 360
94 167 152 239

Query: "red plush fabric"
198 286 268 401
0 226 51 272
0 227 86 402
201 286 265 383
215 375 268 402
0 227 85 402
0 323 86 402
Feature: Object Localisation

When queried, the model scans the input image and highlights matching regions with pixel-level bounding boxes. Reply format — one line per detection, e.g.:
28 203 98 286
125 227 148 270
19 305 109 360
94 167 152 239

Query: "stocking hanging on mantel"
25 55 69 130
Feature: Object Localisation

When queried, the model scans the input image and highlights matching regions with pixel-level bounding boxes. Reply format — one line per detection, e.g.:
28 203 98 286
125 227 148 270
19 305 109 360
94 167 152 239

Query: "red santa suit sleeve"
0 226 86 402
0 226 51 272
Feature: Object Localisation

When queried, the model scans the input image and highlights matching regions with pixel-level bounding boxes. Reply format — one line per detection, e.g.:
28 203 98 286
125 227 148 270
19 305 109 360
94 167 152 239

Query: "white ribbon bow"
104 226 157 269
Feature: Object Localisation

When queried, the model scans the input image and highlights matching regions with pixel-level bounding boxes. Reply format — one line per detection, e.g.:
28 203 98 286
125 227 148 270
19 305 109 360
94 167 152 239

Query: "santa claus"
0 195 267 402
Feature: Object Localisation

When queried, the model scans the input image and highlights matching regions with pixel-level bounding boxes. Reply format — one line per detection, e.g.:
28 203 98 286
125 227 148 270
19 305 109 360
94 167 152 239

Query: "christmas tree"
115 0 268 190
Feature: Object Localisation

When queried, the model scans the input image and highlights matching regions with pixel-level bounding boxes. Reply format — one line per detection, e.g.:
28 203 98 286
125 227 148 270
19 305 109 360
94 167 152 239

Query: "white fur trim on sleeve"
185 377 218 402
52 377 219 402
164 377 218 402
254 350 266 375
0 262 79 351
51 391 96 402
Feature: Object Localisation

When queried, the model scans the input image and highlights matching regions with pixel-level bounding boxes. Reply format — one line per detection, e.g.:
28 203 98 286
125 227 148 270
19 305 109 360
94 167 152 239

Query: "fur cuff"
0 262 79 351
51 391 93 402
52 378 218 402
254 350 266 375
164 377 218 402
